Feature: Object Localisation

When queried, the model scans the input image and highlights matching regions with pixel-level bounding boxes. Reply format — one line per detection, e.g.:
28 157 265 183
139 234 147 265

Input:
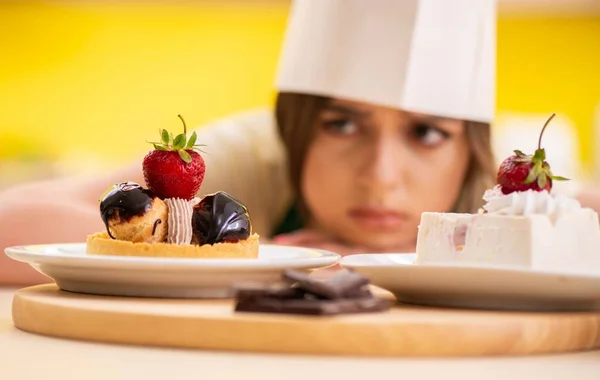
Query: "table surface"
2 287 600 380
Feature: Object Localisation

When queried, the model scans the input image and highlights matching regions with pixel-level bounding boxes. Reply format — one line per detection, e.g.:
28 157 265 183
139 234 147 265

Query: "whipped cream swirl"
481 185 581 216
165 198 198 245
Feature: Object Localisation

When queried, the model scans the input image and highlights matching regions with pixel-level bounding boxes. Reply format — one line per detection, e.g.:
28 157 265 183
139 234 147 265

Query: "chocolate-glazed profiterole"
99 181 168 244
191 191 251 245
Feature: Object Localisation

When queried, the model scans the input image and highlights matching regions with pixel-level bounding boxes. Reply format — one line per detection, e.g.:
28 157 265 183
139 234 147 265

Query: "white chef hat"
275 0 497 123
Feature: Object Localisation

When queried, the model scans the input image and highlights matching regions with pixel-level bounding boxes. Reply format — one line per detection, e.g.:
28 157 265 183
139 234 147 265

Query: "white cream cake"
415 186 600 274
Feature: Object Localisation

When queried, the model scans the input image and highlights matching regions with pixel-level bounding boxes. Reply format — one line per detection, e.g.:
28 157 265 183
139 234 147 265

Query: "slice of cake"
416 114 600 273
416 188 600 272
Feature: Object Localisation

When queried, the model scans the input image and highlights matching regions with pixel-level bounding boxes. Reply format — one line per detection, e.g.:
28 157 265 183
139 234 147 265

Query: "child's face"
301 98 470 252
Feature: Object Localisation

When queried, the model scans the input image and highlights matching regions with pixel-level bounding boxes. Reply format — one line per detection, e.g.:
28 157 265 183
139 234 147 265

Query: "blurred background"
1 0 599 192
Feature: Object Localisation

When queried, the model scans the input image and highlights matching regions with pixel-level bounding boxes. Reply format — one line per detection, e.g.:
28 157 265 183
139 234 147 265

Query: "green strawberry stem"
147 115 207 163
178 114 187 135
537 113 555 151
518 112 569 186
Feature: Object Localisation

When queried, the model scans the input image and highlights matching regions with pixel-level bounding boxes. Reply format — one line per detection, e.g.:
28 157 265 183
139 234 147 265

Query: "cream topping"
482 185 581 216
164 198 198 245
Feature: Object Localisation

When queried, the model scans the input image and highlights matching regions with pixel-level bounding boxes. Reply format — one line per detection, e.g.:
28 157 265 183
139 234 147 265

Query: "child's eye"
412 123 450 147
322 118 359 136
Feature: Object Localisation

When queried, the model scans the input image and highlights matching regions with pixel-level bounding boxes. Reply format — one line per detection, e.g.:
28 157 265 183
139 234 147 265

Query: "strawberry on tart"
86 115 259 258
416 114 600 273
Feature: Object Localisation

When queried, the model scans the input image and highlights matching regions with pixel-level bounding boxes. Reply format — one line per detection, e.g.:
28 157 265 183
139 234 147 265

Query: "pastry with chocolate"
98 182 168 244
86 115 259 258
191 192 252 245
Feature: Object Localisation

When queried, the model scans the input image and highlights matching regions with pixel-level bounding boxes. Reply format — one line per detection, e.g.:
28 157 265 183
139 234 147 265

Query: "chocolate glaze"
152 219 162 236
191 191 252 245
99 182 156 239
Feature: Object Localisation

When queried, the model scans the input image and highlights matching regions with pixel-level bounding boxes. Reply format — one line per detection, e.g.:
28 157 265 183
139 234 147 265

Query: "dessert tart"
86 115 259 258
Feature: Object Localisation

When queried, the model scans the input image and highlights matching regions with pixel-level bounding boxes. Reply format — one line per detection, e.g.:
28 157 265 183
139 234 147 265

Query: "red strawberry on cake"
496 113 568 195
143 115 206 200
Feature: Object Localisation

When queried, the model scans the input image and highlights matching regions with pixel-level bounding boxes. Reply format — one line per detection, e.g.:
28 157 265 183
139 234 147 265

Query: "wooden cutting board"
11 284 600 357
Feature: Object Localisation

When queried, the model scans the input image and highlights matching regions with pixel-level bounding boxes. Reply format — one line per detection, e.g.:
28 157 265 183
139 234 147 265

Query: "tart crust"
86 231 259 258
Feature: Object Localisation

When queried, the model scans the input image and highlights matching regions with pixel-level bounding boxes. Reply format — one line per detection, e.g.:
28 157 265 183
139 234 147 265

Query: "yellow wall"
1 2 599 174
0 1 289 167
497 14 600 168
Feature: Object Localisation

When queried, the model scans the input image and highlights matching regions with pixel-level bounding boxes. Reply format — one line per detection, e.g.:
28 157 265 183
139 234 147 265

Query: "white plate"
5 243 340 299
341 253 600 311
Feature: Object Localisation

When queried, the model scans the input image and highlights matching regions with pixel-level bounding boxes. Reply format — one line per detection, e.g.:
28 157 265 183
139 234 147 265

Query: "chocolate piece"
191 191 252 245
233 269 391 316
282 269 370 300
343 286 373 299
234 283 306 300
235 297 391 316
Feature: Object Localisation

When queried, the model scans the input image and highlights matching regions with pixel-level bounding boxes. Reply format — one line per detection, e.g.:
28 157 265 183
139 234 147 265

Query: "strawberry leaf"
533 148 545 162
186 131 197 149
173 133 186 150
191 145 208 155
549 175 570 181
537 173 547 188
524 168 538 184
153 143 168 151
178 149 192 163
514 150 526 157
161 129 170 144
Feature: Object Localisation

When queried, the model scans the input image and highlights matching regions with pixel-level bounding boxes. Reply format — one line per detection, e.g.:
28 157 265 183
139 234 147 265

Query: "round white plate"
5 243 340 299
340 253 600 311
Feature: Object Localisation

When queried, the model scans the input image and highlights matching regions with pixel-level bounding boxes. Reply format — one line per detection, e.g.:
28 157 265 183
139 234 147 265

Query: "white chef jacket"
191 108 293 238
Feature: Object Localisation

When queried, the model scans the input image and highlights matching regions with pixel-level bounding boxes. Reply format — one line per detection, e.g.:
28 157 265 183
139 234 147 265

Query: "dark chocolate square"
282 269 370 300
235 297 391 316
233 283 306 300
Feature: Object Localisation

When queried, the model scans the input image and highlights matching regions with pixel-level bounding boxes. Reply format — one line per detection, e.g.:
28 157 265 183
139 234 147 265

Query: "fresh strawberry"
496 113 569 195
142 115 206 200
